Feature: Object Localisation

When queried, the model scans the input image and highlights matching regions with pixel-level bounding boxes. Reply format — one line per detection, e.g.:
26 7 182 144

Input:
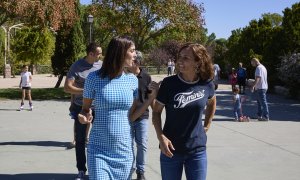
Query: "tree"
281 2 300 54
51 0 85 88
11 27 55 66
89 0 205 51
0 0 78 30
278 53 300 97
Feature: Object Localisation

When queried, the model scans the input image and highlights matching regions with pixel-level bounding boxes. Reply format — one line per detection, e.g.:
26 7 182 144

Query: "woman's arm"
129 81 159 121
204 95 216 132
152 102 175 158
78 98 93 124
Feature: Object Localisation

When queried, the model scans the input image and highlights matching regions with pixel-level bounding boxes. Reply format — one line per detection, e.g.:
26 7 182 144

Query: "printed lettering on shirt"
174 90 205 108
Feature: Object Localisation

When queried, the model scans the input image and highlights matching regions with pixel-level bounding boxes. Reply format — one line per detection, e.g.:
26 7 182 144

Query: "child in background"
19 65 33 111
229 68 237 92
233 87 249 122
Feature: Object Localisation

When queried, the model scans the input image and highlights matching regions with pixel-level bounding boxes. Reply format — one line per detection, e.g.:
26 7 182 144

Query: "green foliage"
278 53 300 97
11 27 55 65
89 0 205 51
281 2 300 54
51 1 85 76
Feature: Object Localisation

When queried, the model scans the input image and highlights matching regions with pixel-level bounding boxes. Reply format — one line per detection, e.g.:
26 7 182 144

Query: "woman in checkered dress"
78 36 159 180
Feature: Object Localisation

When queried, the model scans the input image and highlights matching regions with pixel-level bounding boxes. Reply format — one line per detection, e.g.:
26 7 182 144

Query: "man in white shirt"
251 58 269 121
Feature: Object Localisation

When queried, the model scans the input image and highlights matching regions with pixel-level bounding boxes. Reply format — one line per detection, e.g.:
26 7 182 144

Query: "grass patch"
0 88 70 100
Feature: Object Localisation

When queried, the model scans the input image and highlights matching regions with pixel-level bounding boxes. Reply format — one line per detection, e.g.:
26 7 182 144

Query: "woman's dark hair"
100 36 134 79
177 43 214 80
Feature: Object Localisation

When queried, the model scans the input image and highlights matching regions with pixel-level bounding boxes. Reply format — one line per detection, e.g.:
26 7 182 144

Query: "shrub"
278 53 300 97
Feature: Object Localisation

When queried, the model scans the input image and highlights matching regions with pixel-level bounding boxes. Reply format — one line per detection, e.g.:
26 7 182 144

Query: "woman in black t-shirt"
152 43 216 180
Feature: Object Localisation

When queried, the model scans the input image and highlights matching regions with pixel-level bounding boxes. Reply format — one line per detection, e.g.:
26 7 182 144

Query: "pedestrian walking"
64 42 102 180
213 63 221 90
152 43 216 180
78 36 159 180
127 50 153 180
229 68 237 92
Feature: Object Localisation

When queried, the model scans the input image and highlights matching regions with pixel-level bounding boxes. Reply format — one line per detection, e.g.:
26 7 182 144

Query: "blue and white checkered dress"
83 71 138 180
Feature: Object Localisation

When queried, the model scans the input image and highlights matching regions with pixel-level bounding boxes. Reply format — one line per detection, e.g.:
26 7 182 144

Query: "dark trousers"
70 103 88 172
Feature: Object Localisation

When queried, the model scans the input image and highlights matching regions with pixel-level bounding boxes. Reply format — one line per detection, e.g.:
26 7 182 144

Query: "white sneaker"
19 106 24 111
30 106 33 111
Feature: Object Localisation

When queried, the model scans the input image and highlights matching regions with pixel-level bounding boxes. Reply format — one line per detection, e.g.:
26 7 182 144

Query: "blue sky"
80 0 299 39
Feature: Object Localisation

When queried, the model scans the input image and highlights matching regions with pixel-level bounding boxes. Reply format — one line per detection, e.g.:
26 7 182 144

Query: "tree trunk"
54 74 64 88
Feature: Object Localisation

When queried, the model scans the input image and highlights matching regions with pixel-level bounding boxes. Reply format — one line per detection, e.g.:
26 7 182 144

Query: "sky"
80 0 299 39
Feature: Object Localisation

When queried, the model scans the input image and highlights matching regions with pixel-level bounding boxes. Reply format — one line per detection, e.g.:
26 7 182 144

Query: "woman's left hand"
78 109 93 124
147 81 160 99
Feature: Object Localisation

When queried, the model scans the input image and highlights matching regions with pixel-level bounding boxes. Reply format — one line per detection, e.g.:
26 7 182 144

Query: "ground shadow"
214 86 300 122
0 108 20 111
0 141 73 149
0 173 81 180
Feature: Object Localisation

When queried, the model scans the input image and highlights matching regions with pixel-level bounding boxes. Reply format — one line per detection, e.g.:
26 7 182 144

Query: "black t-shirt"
135 68 152 121
156 75 215 154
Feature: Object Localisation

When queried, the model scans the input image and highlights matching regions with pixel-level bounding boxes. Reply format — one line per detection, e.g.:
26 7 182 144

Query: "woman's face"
177 47 198 75
124 45 136 67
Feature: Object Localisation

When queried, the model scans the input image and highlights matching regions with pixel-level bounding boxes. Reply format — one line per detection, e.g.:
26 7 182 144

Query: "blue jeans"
234 100 242 119
160 150 207 180
131 118 148 173
255 89 269 119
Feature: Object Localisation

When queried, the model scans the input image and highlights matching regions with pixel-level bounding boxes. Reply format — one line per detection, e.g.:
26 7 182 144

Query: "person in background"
213 63 221 90
152 43 216 180
19 65 33 111
232 87 242 121
78 36 159 180
171 60 175 75
229 68 237 92
127 50 153 180
250 58 269 121
167 59 172 76
236 62 247 94
64 42 102 180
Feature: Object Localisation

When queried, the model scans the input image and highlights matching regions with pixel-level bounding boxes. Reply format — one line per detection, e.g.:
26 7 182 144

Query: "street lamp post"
1 23 24 78
87 15 94 43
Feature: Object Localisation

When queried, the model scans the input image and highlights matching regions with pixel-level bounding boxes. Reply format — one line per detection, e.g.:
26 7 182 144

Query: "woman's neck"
179 72 199 82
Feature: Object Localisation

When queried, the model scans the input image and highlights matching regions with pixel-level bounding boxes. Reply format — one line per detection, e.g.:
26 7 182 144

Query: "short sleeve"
83 72 95 99
66 63 77 80
207 80 215 99
156 79 168 105
132 75 139 100
255 67 261 78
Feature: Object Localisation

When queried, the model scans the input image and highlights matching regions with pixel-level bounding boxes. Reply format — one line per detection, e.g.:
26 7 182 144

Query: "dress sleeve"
83 72 95 99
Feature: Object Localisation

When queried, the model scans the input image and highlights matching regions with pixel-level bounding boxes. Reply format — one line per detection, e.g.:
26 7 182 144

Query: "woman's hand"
159 134 175 158
147 81 161 100
78 109 93 124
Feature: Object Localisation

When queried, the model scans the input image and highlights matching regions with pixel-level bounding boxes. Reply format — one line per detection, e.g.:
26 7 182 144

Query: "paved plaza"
0 74 300 180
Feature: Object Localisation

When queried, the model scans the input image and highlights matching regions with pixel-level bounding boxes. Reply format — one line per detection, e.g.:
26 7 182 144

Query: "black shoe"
75 171 85 180
137 172 146 180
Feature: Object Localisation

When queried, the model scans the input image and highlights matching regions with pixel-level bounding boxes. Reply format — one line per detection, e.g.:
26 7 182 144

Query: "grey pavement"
0 75 300 180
